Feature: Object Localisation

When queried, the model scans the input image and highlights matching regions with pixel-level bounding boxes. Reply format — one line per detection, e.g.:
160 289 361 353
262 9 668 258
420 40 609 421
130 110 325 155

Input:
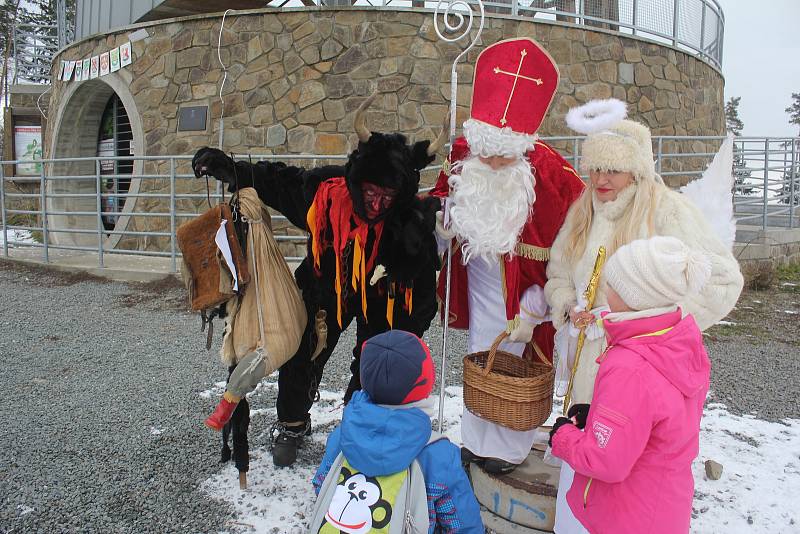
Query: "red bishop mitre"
470 38 559 136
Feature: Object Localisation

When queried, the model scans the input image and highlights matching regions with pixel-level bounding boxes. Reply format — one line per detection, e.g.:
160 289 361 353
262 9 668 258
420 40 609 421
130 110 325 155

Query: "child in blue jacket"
312 330 483 533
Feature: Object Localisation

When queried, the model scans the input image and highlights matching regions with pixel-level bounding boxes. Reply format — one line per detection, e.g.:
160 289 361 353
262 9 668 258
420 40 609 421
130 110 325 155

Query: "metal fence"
266 0 726 69
14 0 723 89
1 135 797 271
12 23 61 85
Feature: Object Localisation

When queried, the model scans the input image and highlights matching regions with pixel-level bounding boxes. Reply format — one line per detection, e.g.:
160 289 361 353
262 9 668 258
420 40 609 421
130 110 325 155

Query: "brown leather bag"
177 203 250 312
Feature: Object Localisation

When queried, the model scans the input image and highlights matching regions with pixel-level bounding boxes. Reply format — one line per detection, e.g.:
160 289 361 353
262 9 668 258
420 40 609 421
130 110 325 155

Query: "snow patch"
4 228 35 245
200 386 800 533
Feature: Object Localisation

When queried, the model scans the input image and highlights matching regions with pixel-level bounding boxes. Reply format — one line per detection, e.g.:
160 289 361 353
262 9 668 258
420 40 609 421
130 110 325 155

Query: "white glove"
508 320 535 343
568 304 609 340
369 264 386 286
435 211 455 241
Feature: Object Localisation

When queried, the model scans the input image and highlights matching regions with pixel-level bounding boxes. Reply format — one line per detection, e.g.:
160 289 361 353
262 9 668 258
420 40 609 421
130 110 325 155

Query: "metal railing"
1 135 797 271
12 23 61 84
12 0 723 88
266 0 725 68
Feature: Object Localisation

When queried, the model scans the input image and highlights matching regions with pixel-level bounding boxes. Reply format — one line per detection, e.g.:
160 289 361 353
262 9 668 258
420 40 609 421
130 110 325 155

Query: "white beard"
448 156 536 263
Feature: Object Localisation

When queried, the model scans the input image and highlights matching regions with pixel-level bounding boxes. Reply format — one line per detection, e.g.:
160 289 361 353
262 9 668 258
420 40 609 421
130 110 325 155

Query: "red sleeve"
431 137 471 198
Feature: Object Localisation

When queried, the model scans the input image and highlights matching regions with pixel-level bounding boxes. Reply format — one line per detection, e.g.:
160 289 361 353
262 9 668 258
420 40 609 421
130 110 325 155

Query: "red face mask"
361 183 398 219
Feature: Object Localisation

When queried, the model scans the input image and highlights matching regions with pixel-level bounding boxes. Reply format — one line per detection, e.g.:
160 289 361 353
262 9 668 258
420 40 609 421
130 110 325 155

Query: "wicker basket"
463 331 555 431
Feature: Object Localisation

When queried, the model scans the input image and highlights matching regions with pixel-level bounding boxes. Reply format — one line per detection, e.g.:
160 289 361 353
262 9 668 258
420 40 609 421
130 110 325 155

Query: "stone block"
252 104 275 126
298 81 326 109
639 95 654 112
321 39 344 61
634 63 654 86
705 459 723 480
323 99 346 121
598 60 617 83
269 78 290 101
624 46 642 62
293 20 316 40
171 30 193 51
315 133 348 154
377 75 407 93
244 88 271 108
284 52 304 74
327 75 354 99
176 48 204 69
410 60 440 85
410 40 438 59
297 103 324 124
300 45 320 65
350 59 380 80
618 63 634 85
398 101 422 130
235 73 259 92
333 46 367 74
287 125 315 152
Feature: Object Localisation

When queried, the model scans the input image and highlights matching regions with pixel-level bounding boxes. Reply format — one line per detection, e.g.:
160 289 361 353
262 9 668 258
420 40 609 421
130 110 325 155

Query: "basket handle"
530 341 553 367
482 331 510 377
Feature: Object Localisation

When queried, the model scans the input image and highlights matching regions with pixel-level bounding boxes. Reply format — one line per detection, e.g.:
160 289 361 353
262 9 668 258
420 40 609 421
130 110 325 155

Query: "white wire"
217 9 234 150
36 84 52 120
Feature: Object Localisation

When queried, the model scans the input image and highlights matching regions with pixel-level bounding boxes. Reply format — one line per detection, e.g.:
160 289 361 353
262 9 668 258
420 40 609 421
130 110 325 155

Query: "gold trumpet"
563 246 606 415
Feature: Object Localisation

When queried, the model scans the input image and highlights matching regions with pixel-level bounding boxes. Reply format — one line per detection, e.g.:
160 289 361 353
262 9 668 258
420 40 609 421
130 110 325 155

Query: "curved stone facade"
45 8 725 254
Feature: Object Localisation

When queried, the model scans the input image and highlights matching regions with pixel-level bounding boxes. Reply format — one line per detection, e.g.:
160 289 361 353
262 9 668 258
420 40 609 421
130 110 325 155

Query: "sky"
718 0 800 137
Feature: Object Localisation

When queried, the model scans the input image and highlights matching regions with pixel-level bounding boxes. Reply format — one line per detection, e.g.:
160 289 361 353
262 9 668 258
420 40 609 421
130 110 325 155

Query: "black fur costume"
192 132 440 429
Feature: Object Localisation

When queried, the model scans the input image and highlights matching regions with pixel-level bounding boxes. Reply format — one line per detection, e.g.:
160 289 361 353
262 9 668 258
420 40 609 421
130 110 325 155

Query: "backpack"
308 432 444 534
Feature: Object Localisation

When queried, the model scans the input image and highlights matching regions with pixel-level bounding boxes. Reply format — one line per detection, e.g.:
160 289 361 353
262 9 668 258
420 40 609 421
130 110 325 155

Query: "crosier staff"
563 246 606 414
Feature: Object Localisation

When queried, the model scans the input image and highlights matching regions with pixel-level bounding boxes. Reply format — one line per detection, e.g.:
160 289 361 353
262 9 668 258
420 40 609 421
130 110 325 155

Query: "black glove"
192 147 236 184
549 417 574 447
567 403 591 430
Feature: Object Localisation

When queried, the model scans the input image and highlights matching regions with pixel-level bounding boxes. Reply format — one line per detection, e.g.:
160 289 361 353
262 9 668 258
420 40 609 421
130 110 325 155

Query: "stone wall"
45 8 726 255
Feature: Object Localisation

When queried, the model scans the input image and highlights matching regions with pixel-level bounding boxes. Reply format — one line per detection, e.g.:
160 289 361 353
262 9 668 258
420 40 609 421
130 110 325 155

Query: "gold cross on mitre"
493 48 544 126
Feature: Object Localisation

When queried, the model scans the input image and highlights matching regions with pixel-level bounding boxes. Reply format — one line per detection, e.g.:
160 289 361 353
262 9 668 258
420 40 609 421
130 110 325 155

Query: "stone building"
40 1 725 256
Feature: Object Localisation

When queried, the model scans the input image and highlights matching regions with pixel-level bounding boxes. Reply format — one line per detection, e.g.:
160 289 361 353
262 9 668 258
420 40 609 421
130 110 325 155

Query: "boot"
483 457 519 475
271 418 311 468
205 391 240 431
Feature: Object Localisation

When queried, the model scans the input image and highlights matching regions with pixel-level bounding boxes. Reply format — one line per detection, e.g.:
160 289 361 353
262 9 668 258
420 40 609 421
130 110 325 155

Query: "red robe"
431 136 585 360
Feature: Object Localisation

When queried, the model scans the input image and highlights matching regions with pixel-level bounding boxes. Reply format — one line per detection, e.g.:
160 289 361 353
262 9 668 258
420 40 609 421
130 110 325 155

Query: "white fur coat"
544 183 743 404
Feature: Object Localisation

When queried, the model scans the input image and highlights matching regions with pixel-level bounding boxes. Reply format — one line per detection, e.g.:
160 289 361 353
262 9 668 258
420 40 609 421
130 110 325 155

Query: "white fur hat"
605 236 712 311
566 99 657 181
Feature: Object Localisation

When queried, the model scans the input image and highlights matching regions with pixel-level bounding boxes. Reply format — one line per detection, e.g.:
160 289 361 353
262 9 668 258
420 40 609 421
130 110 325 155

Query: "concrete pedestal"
471 448 561 533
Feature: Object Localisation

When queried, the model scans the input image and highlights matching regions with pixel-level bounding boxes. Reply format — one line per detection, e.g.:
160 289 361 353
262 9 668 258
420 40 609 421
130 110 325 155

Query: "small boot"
205 391 240 431
271 418 311 468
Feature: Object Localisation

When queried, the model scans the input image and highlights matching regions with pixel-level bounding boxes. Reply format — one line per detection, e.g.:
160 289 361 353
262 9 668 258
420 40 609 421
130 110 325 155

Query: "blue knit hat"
360 330 435 405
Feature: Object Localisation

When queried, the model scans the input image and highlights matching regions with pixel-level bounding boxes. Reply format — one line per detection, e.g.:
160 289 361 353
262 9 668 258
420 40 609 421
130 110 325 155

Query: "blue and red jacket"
313 391 483 533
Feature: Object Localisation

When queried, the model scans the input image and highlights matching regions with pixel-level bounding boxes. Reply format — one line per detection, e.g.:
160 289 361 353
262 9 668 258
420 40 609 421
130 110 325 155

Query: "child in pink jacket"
549 236 714 534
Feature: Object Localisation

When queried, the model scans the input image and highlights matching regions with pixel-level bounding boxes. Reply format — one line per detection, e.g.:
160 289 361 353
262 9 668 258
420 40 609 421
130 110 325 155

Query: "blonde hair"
563 178 665 264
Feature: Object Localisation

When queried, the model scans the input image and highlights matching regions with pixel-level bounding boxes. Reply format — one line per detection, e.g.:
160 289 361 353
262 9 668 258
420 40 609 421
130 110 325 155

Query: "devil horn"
354 92 378 143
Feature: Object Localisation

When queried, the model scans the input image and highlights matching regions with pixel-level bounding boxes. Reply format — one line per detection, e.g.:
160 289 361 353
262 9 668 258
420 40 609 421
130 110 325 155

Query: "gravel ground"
0 259 797 532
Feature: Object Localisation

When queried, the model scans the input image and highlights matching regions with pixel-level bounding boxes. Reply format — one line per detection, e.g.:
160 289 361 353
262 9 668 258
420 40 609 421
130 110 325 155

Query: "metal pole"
657 137 663 174
699 2 706 57
672 0 680 47
573 137 579 171
512 0 518 16
1 164 7 257
170 157 177 272
762 138 769 230
632 0 638 36
96 159 104 268
791 138 797 229
40 163 49 263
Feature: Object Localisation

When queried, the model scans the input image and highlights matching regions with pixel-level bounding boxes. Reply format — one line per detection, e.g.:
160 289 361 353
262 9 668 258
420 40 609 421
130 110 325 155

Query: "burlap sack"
220 188 307 370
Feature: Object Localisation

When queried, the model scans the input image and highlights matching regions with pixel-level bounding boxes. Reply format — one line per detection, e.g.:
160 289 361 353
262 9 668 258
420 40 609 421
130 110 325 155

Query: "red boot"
205 391 240 431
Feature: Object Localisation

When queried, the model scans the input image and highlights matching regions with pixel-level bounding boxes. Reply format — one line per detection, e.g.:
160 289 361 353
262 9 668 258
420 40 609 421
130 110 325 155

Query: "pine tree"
725 97 753 195
780 94 800 205
785 93 800 135
725 96 744 136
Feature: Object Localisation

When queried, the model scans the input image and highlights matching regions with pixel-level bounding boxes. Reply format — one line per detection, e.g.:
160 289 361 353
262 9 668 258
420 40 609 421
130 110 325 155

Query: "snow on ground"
200 387 800 533
3 228 35 245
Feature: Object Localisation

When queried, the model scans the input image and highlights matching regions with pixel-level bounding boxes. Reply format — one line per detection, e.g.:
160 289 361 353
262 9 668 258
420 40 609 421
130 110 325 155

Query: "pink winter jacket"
551 308 710 534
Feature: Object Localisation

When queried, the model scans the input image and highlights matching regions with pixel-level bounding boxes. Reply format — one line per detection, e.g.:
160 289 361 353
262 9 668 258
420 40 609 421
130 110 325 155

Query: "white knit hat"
605 236 712 310
566 99 657 182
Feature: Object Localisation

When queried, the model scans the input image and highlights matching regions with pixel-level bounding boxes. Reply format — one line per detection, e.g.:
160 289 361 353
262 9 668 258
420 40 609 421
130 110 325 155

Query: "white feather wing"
679 135 736 250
